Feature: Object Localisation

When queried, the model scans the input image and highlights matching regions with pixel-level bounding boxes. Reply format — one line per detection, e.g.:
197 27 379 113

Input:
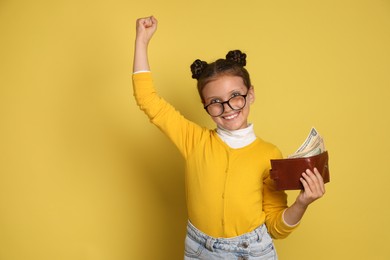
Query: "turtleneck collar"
216 123 257 149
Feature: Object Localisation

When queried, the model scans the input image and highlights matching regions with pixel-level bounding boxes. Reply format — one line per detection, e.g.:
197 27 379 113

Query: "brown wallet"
270 151 330 190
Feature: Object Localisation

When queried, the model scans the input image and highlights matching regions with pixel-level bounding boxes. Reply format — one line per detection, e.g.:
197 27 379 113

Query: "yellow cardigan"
133 72 297 238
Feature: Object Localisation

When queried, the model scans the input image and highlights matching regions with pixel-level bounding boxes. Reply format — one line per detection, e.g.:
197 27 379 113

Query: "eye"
210 98 222 104
231 92 242 97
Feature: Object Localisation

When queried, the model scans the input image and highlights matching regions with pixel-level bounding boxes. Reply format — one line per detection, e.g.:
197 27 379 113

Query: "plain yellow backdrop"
1 0 389 259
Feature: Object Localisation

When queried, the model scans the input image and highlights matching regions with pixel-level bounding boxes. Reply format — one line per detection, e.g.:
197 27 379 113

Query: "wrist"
282 209 300 227
293 200 309 211
135 37 150 48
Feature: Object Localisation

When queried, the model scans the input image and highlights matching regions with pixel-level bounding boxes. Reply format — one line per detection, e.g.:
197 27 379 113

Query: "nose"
222 101 233 113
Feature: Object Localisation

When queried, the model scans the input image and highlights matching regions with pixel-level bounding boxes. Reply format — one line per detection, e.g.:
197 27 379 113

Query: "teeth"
223 113 238 120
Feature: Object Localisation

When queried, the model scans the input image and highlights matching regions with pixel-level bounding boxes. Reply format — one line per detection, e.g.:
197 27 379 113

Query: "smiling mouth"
222 112 239 120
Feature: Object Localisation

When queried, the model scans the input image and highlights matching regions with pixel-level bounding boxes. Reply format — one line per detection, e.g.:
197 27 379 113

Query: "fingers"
149 16 158 27
302 168 324 192
300 168 325 199
142 16 157 28
313 167 325 194
137 16 158 30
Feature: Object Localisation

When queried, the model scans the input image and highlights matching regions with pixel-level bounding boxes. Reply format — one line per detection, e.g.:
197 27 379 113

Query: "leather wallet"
270 151 330 190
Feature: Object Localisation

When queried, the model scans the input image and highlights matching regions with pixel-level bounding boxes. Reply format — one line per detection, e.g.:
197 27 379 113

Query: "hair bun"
226 50 247 67
190 59 208 79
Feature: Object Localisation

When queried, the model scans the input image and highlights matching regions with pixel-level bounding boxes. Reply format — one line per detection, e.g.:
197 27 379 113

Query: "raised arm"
133 16 158 73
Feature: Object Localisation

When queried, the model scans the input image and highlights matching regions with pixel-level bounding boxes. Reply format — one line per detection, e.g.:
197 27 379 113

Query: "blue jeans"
184 221 278 260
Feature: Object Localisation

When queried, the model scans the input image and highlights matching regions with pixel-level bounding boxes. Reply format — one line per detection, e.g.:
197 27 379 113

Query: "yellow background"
1 0 389 259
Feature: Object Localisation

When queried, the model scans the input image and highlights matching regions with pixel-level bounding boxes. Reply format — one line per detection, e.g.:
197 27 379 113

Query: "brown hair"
190 50 251 102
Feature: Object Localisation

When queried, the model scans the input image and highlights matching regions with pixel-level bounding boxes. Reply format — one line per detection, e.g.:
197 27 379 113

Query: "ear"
248 86 255 104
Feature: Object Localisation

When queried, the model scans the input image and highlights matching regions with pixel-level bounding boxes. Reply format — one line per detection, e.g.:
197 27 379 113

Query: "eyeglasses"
204 91 249 117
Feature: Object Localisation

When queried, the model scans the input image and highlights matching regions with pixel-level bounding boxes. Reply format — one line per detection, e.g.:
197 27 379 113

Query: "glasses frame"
203 90 249 117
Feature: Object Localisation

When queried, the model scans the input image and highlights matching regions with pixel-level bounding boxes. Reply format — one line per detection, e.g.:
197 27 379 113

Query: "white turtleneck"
216 123 257 149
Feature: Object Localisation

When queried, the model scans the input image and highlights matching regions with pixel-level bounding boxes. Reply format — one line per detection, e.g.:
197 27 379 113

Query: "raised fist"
135 16 158 45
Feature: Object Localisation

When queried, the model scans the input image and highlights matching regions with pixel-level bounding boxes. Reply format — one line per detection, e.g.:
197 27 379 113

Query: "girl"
133 16 325 260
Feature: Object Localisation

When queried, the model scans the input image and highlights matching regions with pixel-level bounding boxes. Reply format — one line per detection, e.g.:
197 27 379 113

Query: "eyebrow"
205 89 246 101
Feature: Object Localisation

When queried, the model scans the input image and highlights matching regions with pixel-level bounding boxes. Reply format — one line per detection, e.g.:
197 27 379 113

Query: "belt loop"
205 237 215 252
255 227 262 242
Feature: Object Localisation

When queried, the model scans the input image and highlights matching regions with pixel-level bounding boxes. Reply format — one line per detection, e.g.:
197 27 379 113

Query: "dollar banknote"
288 128 326 158
294 127 318 153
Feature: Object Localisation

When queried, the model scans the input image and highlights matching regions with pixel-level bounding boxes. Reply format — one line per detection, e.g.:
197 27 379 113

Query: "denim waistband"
186 221 267 252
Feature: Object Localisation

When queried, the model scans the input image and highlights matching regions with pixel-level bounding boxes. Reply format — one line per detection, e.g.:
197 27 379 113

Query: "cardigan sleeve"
132 72 207 159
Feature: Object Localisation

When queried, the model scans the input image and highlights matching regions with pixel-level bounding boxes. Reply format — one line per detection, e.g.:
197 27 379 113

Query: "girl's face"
202 75 255 131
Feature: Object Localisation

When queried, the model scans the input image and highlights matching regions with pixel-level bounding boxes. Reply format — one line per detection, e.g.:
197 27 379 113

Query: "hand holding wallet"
270 128 330 190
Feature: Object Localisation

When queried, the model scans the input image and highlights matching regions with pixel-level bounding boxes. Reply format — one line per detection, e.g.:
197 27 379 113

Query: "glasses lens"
229 96 246 110
206 103 224 117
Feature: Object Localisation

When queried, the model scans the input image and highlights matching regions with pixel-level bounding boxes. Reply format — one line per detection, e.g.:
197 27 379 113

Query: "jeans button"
242 240 249 248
